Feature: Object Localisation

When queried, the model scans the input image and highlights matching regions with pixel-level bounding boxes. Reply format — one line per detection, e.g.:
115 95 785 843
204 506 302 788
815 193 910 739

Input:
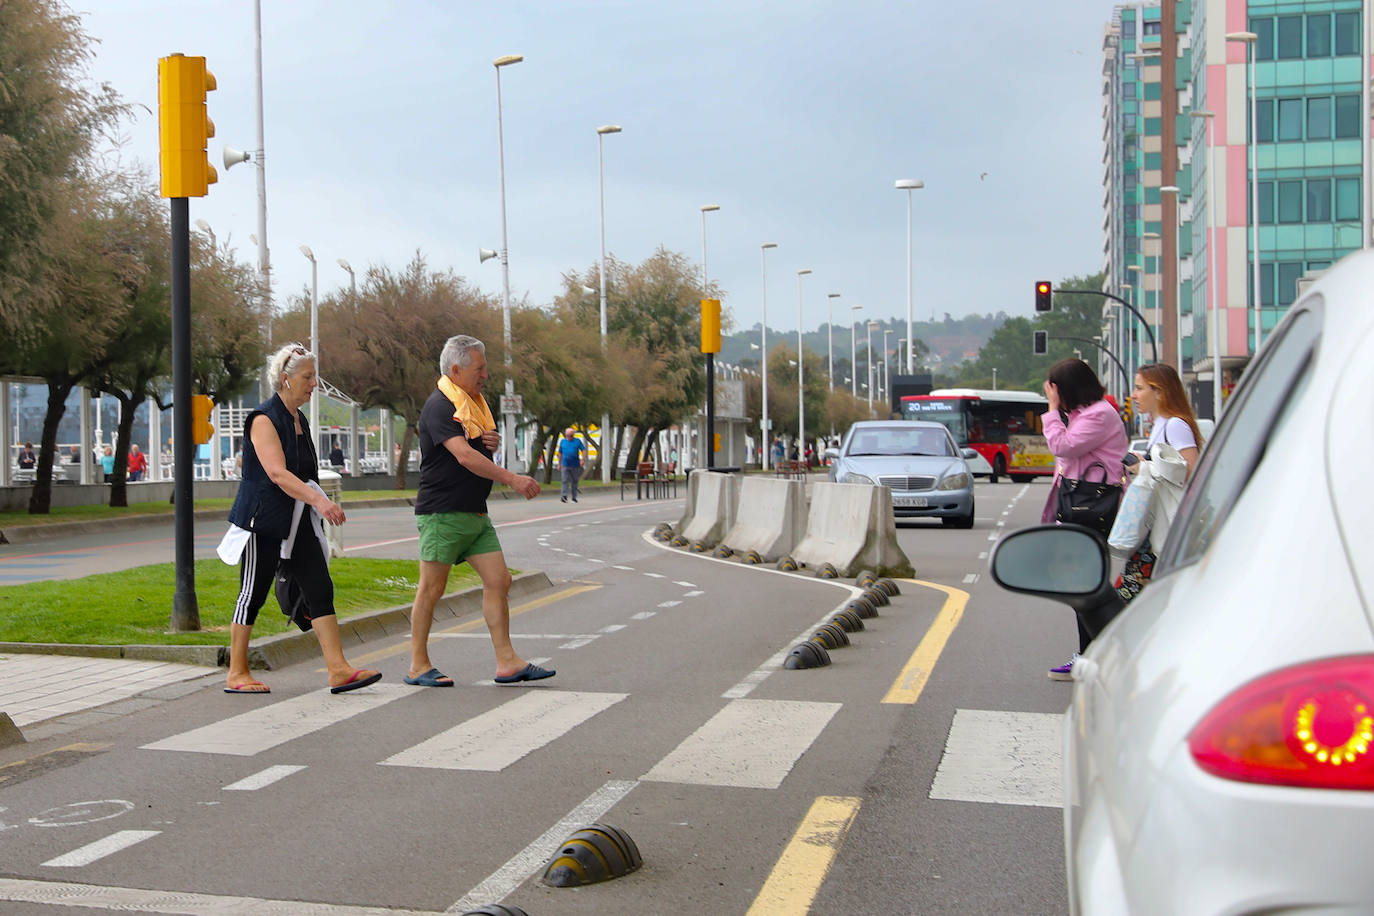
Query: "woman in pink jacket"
1039 358 1128 681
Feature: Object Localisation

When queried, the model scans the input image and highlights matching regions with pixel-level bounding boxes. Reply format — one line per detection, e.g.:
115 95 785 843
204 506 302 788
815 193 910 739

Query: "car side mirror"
962 448 977 460
824 448 839 459
989 524 1125 640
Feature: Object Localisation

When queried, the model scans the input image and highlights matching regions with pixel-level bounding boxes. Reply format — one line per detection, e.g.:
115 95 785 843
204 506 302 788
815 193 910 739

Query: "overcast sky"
81 0 1117 339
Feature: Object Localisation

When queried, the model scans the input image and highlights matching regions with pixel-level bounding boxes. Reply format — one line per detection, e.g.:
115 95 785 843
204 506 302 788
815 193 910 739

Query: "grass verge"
0 557 480 646
0 490 418 529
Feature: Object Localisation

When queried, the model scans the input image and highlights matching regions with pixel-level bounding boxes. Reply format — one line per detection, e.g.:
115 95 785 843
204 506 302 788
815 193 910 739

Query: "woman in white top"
1130 364 1203 479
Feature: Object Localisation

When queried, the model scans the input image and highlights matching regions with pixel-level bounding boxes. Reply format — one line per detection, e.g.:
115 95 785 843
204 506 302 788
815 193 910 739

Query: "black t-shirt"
414 387 494 515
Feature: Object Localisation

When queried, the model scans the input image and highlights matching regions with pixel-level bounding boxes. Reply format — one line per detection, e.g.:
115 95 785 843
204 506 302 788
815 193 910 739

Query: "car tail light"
1189 655 1374 790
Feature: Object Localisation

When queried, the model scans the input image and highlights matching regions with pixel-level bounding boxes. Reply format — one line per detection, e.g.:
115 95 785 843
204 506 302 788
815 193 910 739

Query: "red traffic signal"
1034 281 1052 312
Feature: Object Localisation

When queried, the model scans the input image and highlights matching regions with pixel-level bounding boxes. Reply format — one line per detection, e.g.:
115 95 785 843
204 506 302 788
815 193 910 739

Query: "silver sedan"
826 420 976 527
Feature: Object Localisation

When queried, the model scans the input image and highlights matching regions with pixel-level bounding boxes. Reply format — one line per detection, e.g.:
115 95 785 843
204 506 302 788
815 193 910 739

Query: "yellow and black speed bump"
713 544 734 558
861 586 890 607
845 597 878 619
776 556 799 571
856 569 879 588
670 534 690 547
812 622 850 649
876 577 901 596
784 640 832 668
654 524 674 541
743 549 764 565
814 562 839 579
691 539 711 553
541 822 643 887
829 610 864 633
459 906 530 916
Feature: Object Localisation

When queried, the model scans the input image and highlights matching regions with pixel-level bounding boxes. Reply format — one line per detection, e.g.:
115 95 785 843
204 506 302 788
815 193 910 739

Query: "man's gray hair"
439 335 485 375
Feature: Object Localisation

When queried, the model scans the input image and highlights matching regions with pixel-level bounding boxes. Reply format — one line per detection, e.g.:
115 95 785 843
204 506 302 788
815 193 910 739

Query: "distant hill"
720 313 1003 369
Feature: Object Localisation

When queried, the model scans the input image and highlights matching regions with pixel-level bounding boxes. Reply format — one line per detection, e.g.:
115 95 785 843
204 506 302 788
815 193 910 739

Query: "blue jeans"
561 465 583 500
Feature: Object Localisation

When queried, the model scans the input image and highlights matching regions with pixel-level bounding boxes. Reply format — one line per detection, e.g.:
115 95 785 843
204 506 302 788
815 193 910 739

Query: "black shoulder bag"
1055 461 1123 537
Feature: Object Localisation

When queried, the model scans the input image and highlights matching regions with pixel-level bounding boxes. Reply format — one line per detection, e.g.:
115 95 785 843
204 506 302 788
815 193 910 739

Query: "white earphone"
285 379 292 389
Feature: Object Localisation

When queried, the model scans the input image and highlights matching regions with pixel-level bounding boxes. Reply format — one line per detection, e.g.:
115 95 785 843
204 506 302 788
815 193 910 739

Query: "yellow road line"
881 579 969 705
346 583 602 666
746 795 863 916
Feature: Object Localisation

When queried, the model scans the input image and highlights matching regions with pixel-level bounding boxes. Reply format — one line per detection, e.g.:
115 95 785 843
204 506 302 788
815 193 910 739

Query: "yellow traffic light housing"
190 394 215 445
158 54 218 198
1122 396 1134 423
700 299 721 354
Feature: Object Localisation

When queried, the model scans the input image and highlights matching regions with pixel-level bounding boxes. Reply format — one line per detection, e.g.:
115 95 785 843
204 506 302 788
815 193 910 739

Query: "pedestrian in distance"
558 427 586 503
405 334 551 688
17 442 36 470
1040 357 1128 682
329 442 346 473
127 444 147 481
68 444 81 464
100 445 115 483
215 343 382 695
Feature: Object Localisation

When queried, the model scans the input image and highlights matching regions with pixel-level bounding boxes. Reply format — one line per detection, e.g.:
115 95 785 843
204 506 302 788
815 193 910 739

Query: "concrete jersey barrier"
722 476 806 561
678 469 740 547
791 482 914 578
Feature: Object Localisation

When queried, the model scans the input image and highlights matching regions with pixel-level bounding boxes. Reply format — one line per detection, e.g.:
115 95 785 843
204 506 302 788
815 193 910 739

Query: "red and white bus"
899 388 1054 483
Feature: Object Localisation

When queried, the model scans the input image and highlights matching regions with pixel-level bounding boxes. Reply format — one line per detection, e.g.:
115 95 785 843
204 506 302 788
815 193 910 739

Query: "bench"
620 462 677 500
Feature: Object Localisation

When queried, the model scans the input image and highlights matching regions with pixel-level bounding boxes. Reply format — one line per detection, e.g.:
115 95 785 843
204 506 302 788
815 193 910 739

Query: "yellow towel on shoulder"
437 375 496 435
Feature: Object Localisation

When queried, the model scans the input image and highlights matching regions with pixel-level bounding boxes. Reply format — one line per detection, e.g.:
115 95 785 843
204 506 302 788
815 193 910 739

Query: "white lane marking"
222 765 307 791
612 565 634 571
566 552 583 558
381 691 626 772
682 589 704 598
642 699 841 789
447 779 637 912
41 830 160 867
599 624 626 633
643 572 665 579
978 551 988 560
987 532 999 541
658 600 682 608
587 558 605 564
549 547 566 553
558 637 596 650
672 580 697 587
436 633 597 640
0 877 437 914
929 709 1064 808
141 684 408 756
962 573 979 585
631 612 656 620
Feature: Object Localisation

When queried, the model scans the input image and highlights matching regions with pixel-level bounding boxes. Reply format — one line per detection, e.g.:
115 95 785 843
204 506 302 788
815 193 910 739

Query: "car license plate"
894 496 928 508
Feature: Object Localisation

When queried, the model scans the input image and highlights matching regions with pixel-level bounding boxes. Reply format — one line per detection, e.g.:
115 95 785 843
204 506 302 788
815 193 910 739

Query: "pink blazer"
1040 399 1128 523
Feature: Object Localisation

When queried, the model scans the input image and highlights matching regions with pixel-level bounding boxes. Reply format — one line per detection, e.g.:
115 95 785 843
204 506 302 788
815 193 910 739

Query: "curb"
0 570 554 670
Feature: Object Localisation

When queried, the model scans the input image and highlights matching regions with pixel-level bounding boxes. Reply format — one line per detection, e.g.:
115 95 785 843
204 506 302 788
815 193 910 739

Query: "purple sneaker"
1047 657 1077 681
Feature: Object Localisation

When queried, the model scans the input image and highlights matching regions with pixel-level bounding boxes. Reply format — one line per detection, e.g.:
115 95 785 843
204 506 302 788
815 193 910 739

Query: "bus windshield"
903 399 968 445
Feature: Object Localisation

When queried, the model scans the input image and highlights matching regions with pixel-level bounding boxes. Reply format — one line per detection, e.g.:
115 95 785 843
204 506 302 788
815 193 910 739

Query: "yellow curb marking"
346 583 602 666
881 578 969 705
746 795 863 915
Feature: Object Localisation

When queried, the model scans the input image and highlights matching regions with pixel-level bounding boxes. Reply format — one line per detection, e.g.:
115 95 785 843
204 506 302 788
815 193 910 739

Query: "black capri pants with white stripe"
232 527 336 627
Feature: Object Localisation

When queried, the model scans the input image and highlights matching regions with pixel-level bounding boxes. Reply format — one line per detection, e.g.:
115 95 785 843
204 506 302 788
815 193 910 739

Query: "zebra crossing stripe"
929 709 1064 808
222 765 308 791
0 877 438 915
642 699 841 789
141 684 409 756
380 691 627 772
41 831 160 867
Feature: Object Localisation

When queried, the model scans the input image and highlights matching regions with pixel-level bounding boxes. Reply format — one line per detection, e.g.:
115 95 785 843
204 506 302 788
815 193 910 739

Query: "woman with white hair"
218 343 381 695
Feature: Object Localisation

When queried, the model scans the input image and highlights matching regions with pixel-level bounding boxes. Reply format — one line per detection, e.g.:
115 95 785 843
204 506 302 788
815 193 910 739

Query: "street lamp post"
337 259 355 296
1126 263 1144 375
850 305 862 397
597 124 621 483
1160 185 1184 370
796 268 812 460
493 54 523 470
1227 31 1262 353
882 329 893 408
299 246 318 444
194 219 216 250
1191 109 1224 418
699 204 720 292
894 178 924 372
826 293 840 392
760 243 777 469
865 320 878 411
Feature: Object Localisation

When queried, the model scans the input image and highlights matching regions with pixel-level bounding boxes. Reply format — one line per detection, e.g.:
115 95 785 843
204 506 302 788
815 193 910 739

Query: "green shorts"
416 512 502 565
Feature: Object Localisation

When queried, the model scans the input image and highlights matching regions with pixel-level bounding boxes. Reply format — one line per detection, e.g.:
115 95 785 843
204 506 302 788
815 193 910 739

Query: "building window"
1259 262 1275 307
1143 21 1161 37
1335 177 1361 221
1277 181 1302 223
1307 97 1332 139
1278 262 1302 306
1253 17 1275 61
1277 98 1303 140
1256 99 1274 142
1335 12 1360 56
1307 179 1331 222
1123 82 1137 99
1258 180 1275 224
1334 94 1360 138
1307 14 1332 57
1276 16 1303 58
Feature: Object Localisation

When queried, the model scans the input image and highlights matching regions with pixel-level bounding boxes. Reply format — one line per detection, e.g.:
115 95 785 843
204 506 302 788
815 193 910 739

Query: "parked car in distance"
826 420 976 528
989 249 1374 914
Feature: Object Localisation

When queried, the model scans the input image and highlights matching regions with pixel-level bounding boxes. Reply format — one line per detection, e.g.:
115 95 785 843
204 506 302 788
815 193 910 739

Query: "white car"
990 249 1374 914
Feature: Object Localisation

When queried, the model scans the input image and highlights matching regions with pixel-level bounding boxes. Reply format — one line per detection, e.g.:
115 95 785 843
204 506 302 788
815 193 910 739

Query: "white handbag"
1106 443 1187 558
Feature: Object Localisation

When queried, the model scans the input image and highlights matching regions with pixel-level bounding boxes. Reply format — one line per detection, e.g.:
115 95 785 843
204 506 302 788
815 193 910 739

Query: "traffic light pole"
1055 287 1158 366
1054 335 1131 392
170 197 200 631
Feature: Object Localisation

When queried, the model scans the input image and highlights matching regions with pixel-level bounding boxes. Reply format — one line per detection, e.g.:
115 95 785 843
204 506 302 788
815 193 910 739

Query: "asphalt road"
0 479 1077 915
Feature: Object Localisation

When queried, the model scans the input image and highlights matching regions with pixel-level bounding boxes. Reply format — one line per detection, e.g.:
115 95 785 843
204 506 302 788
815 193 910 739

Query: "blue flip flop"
494 663 556 684
404 667 454 687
